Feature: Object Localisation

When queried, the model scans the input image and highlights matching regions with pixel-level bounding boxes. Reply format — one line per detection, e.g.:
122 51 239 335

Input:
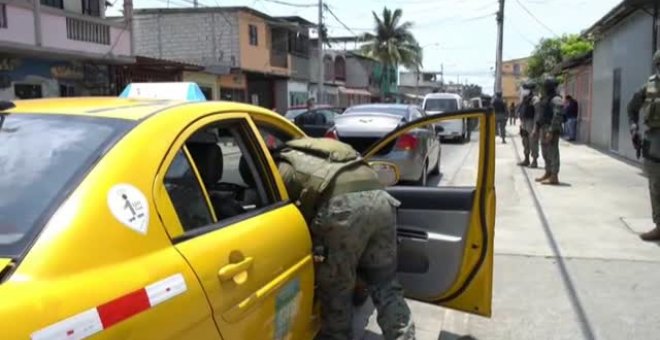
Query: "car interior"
185 126 264 221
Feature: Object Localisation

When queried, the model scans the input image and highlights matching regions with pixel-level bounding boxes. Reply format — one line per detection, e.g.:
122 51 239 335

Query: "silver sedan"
325 104 442 186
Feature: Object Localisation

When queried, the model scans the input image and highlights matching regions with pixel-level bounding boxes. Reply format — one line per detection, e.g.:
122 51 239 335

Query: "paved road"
356 126 660 340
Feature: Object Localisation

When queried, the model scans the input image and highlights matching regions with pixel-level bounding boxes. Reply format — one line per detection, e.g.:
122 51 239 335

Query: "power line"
260 0 317 8
514 0 559 37
323 4 359 37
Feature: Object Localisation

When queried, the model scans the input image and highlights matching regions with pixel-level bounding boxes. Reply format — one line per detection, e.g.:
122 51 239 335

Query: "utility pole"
32 0 43 47
124 0 134 56
193 0 199 7
494 0 505 94
317 0 324 104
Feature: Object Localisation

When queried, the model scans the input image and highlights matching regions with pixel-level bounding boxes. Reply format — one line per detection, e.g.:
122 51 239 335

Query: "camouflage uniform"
518 86 540 167
628 50 660 241
535 78 564 184
278 159 414 340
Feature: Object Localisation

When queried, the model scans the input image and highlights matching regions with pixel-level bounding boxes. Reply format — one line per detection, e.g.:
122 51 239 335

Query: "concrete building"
585 0 658 161
558 51 593 143
398 70 444 98
0 0 132 100
132 7 311 110
501 57 529 105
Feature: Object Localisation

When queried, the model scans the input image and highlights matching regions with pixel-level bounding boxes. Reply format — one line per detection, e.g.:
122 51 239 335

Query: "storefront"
0 55 111 101
219 72 247 103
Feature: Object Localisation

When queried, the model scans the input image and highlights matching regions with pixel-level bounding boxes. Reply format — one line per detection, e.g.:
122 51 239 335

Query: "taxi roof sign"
119 82 207 101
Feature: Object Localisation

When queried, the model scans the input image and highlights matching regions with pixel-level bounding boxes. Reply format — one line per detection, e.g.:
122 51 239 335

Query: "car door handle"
218 257 254 282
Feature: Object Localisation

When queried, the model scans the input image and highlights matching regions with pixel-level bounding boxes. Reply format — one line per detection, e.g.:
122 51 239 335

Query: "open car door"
363 108 496 317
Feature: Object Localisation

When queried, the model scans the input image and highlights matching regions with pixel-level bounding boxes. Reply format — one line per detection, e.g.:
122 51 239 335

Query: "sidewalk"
358 125 660 339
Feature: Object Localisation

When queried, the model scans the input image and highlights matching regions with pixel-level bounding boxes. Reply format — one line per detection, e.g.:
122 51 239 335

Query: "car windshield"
424 98 458 112
344 106 408 117
0 114 132 258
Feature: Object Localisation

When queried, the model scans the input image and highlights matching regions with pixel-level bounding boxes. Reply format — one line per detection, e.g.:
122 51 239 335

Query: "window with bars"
249 25 258 46
66 17 111 45
41 0 64 9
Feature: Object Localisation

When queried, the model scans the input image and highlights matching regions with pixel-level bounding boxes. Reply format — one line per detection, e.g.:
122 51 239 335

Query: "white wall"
591 10 653 160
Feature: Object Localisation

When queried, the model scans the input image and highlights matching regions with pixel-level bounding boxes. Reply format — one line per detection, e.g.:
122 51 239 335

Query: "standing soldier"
508 102 517 126
493 92 508 143
628 50 660 241
275 137 415 339
534 77 564 185
517 82 540 167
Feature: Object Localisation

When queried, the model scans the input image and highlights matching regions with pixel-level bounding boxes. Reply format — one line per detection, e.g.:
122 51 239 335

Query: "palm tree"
360 7 423 72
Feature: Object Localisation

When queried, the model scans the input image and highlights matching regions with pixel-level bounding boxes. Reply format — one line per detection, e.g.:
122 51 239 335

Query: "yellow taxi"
0 83 496 339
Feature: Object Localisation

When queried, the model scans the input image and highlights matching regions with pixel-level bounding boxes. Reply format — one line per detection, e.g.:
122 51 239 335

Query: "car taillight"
395 133 418 150
325 129 338 139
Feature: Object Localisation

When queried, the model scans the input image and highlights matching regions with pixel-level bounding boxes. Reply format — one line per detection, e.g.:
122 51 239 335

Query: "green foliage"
525 34 593 81
359 7 423 71
463 84 483 99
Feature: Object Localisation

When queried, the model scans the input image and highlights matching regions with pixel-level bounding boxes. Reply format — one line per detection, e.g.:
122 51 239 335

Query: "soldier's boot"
541 174 560 185
640 227 660 241
517 156 530 166
535 172 550 182
530 159 538 169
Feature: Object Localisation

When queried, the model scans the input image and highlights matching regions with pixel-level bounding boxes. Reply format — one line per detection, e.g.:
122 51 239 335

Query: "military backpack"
276 137 382 222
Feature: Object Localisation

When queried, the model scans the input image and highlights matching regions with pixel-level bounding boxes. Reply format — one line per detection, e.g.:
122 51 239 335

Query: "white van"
422 93 469 142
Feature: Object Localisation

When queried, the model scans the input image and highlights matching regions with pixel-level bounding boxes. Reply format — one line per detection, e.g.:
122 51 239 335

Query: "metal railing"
66 17 110 45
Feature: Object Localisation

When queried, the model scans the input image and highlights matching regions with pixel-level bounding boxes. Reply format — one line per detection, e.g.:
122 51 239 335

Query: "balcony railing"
270 50 288 68
66 17 110 45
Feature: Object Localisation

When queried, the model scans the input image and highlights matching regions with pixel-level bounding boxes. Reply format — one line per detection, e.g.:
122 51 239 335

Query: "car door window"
163 120 279 235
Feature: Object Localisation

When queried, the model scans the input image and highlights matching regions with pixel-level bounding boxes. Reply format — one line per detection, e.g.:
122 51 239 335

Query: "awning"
338 87 372 96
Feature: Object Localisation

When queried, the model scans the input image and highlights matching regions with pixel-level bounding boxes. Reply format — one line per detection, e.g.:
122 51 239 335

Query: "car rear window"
344 106 408 117
424 98 458 112
0 114 132 258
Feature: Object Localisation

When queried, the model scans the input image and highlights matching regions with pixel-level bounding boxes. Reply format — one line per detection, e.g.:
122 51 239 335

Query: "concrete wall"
591 10 653 160
346 57 369 88
133 10 239 67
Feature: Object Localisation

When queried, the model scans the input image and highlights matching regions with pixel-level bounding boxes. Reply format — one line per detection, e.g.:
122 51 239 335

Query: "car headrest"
186 142 223 187
239 155 256 187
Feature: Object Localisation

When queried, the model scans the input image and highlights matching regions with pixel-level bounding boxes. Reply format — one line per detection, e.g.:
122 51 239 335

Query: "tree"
360 7 423 73
526 34 593 81
463 84 483 99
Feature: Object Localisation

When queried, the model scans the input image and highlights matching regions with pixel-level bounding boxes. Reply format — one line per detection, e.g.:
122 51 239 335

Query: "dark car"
286 106 344 137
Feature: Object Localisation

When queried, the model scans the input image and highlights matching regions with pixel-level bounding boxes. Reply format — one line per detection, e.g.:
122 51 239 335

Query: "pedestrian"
627 50 660 241
517 82 540 168
534 76 564 185
275 137 415 339
509 102 517 125
563 95 579 141
493 92 508 143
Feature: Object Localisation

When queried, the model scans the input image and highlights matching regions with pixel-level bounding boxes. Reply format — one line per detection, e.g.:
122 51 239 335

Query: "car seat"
186 142 245 219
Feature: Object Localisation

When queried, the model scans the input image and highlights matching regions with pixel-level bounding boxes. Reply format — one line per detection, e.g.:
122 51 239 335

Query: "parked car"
284 105 343 122
0 83 497 339
326 103 442 186
423 93 470 142
291 108 343 137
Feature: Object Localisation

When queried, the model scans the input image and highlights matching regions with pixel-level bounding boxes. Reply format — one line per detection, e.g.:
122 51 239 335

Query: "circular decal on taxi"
107 184 149 235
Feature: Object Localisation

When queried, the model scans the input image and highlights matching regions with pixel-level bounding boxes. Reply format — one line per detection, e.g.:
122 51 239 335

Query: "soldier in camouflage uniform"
518 82 540 168
276 137 415 340
534 77 564 185
627 50 660 241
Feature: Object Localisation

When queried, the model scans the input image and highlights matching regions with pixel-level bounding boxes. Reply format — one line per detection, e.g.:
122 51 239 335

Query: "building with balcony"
0 0 133 100
132 7 311 111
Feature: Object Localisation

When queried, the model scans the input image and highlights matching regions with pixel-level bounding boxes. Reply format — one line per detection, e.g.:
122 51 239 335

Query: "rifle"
633 132 642 159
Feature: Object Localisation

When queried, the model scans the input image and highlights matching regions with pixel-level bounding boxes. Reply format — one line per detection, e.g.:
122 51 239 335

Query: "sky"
108 0 622 94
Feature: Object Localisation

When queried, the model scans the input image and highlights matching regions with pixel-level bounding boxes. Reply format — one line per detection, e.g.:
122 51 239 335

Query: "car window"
285 109 308 120
410 108 423 121
0 114 132 257
294 110 334 125
164 120 277 234
344 106 408 117
164 150 214 231
317 109 338 122
424 98 459 112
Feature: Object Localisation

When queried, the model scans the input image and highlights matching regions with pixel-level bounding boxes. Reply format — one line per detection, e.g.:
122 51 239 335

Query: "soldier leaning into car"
274 137 415 340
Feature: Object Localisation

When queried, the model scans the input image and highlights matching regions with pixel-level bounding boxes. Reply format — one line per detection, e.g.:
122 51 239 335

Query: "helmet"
521 81 536 90
543 76 559 89
654 50 660 64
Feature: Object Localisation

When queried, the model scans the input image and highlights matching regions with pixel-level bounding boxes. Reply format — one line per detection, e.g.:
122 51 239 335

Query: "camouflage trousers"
644 159 660 225
520 119 539 160
311 190 414 340
540 125 560 175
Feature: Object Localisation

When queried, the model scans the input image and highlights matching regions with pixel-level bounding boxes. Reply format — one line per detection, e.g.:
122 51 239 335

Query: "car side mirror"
369 161 400 187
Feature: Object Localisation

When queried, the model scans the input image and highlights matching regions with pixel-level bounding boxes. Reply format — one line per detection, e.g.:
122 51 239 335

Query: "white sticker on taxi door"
107 184 149 235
